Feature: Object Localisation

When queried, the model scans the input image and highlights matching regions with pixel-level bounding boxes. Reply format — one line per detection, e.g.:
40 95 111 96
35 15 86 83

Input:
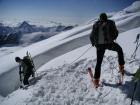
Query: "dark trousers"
23 74 31 85
94 42 125 79
23 70 32 85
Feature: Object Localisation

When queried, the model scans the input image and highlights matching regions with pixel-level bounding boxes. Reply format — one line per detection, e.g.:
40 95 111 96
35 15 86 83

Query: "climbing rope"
70 45 92 65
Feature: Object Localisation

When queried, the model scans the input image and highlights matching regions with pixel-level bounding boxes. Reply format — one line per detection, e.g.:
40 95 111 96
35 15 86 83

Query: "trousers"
94 42 125 79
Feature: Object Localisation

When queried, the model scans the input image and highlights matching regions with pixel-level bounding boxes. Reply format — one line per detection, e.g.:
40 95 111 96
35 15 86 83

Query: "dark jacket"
90 19 118 46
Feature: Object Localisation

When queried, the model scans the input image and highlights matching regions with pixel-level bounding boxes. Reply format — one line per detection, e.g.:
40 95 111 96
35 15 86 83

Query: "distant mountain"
0 32 22 45
17 21 36 33
16 21 74 33
0 21 74 35
0 23 14 35
0 21 74 45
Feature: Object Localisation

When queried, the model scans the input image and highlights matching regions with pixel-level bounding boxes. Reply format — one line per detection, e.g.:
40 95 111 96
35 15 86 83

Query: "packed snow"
0 45 140 105
0 1 140 105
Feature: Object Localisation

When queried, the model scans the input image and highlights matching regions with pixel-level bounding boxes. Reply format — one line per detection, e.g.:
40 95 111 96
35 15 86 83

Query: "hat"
15 57 21 62
100 13 107 21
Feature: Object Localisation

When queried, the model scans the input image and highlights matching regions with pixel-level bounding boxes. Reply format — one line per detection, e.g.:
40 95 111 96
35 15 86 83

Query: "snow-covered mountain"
0 21 74 46
0 1 140 105
17 21 36 33
16 21 74 34
0 23 14 35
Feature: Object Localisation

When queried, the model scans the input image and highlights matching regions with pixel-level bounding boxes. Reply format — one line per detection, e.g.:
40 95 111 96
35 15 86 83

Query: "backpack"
23 56 34 69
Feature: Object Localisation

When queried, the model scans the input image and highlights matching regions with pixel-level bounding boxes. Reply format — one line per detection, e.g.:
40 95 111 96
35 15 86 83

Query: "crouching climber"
15 56 34 87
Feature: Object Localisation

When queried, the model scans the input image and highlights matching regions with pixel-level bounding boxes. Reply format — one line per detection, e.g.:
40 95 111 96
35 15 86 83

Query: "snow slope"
0 0 140 95
0 0 140 105
0 27 140 105
20 31 58 45
0 46 22 57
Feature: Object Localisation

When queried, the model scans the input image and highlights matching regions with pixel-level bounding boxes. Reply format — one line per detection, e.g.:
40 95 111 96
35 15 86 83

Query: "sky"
0 0 138 26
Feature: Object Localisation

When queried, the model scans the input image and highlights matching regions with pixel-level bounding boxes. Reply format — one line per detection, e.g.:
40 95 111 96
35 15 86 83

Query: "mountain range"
0 21 74 45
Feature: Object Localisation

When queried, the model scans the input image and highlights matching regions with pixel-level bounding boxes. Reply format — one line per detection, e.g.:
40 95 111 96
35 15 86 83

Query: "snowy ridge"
123 1 140 13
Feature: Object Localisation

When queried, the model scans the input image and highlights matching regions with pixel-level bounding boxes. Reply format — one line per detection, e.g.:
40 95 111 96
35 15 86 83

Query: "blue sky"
0 0 137 26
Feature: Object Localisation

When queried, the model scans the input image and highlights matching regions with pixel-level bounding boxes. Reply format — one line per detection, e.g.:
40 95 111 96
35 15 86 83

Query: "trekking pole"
131 67 140 105
131 43 140 59
19 72 24 88
19 73 22 88
131 34 140 59
18 64 23 88
130 82 138 105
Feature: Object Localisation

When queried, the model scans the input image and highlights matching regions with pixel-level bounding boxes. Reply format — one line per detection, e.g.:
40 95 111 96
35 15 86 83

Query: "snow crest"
123 1 140 13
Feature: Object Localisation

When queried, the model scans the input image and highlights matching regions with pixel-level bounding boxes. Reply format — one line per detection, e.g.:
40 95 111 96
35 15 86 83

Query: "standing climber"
15 56 34 87
90 13 125 88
